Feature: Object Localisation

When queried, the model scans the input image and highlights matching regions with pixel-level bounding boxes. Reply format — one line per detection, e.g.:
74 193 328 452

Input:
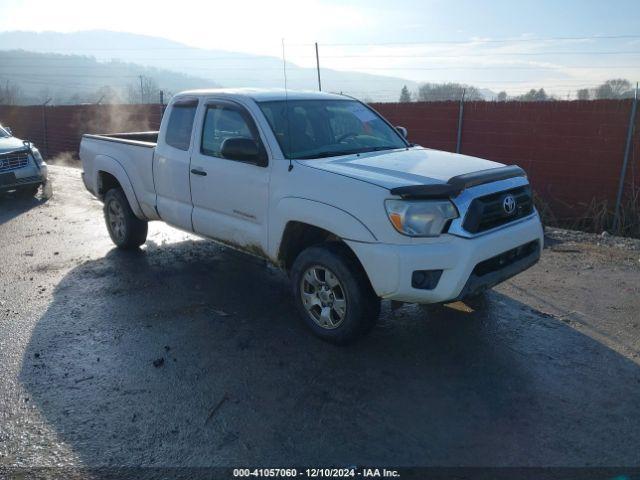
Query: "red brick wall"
372 100 639 221
0 104 163 160
1 101 638 222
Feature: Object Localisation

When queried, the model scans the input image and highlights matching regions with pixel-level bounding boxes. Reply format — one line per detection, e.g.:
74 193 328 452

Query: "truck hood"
0 136 27 154
297 147 505 190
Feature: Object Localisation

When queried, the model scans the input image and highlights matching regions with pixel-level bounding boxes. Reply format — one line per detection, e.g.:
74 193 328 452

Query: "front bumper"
0 163 48 193
346 213 544 304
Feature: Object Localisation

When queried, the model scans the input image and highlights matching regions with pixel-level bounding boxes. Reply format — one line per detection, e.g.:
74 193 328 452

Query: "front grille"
14 175 41 185
462 185 533 234
0 151 29 173
473 240 539 277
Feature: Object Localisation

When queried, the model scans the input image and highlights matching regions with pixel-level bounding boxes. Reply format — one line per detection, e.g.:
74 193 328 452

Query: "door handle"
190 168 207 176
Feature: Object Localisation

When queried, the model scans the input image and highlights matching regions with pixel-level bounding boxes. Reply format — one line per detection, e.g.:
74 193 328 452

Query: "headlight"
385 199 458 237
30 147 44 165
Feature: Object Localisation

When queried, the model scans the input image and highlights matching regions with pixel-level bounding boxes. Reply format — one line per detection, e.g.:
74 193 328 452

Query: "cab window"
165 100 198 151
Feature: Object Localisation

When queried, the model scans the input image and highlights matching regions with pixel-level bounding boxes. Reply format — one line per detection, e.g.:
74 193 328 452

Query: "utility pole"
612 82 638 232
41 98 52 159
315 42 322 92
456 89 466 154
139 75 144 104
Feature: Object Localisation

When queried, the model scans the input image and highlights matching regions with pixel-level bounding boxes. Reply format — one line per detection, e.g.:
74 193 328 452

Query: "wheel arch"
93 154 145 219
276 221 376 299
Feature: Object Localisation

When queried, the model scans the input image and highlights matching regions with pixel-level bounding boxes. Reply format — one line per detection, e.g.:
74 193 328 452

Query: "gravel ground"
0 166 639 468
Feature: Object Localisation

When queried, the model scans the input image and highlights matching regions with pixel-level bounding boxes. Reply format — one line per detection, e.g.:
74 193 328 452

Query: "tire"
290 243 380 344
103 188 148 249
16 184 40 198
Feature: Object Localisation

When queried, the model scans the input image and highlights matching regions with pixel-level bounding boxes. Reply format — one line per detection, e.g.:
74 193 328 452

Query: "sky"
1 0 639 96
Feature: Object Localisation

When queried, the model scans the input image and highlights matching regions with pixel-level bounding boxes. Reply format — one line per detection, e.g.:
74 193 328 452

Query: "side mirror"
396 126 408 138
220 137 266 165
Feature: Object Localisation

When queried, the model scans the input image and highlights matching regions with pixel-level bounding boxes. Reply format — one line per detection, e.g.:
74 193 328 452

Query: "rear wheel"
291 243 380 344
103 188 148 249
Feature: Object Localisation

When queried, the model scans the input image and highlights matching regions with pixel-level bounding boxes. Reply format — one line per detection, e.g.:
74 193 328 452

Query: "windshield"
0 125 10 138
257 99 408 160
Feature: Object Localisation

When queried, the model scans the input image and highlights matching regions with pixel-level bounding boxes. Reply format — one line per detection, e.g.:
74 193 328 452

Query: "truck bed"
80 131 159 220
82 131 158 147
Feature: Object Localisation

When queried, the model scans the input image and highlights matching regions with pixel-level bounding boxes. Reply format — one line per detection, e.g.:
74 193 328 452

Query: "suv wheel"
103 188 148 249
17 184 40 198
291 243 380 344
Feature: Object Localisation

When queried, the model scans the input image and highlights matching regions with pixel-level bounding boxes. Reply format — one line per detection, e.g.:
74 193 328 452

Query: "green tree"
496 91 507 102
416 83 483 102
399 85 412 103
514 88 549 102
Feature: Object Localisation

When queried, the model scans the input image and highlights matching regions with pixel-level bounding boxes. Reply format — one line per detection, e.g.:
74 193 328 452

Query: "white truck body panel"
298 147 504 189
80 88 543 304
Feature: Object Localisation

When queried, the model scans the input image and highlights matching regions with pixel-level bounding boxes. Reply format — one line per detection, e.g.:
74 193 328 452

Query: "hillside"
0 30 419 102
0 50 219 105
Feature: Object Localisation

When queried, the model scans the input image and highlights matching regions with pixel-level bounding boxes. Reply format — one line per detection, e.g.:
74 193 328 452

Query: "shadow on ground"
0 190 48 225
19 240 640 466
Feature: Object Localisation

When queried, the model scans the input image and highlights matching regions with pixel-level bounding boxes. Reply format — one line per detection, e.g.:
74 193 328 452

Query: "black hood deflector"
389 165 526 199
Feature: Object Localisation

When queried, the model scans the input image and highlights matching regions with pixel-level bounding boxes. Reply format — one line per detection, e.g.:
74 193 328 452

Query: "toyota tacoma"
80 89 543 343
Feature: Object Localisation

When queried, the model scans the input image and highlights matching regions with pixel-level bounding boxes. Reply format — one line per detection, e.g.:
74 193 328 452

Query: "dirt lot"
1 166 639 467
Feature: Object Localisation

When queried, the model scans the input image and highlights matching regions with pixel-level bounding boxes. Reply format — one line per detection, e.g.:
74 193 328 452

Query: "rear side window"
165 100 198 151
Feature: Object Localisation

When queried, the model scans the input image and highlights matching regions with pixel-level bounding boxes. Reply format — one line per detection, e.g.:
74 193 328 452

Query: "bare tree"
127 76 160 104
595 79 631 99
0 80 23 105
36 87 53 104
576 88 590 100
91 85 122 104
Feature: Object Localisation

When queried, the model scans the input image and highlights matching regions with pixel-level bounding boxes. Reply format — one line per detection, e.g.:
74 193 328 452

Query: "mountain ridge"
0 30 420 102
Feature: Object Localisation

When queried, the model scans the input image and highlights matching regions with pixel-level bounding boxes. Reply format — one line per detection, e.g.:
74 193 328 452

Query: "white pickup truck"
80 88 543 343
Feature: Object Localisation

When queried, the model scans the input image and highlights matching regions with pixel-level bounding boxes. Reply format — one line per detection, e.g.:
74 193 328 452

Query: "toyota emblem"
502 194 517 215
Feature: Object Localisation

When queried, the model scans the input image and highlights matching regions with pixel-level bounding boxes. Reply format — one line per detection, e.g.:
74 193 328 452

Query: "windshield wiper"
295 146 403 160
295 150 363 160
361 145 401 152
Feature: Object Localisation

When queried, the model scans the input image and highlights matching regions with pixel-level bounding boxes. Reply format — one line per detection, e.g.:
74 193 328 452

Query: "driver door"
189 100 270 253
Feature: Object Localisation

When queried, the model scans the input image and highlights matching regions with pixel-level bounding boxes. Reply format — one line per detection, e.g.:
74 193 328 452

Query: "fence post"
612 83 638 233
456 89 466 153
41 98 51 159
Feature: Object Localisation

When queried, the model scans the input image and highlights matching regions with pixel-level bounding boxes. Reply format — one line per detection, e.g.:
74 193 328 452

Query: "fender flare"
93 154 146 219
270 196 377 257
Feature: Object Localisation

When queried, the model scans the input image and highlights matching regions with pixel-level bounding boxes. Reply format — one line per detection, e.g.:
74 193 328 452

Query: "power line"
317 51 640 59
1 73 617 87
302 34 640 46
2 51 638 61
3 63 639 73
2 33 639 52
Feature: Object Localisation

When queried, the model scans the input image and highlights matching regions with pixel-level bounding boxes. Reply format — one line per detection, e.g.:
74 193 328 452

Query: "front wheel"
16 184 40 198
290 244 380 344
103 188 148 249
